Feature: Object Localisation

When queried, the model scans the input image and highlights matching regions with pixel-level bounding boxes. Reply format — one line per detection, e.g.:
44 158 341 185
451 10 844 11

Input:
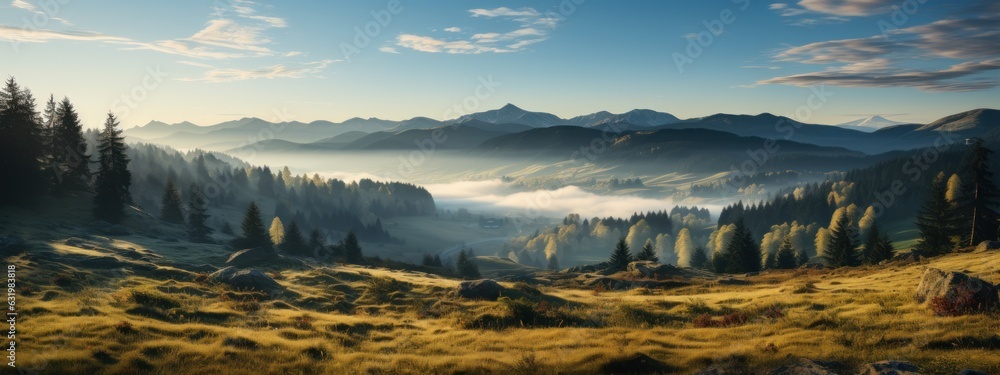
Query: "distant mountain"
455 103 564 128
837 116 907 132
228 123 523 153
917 108 1000 136
590 109 680 127
565 111 614 127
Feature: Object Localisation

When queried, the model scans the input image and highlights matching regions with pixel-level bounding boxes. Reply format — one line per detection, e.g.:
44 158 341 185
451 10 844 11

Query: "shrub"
115 320 135 334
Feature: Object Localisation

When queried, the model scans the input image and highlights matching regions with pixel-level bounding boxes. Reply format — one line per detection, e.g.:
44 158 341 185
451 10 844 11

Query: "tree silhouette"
546 254 560 271
637 239 658 262
186 183 212 242
92 113 131 222
238 201 271 249
281 220 308 256
722 219 761 274
915 172 957 256
823 214 860 268
956 140 1000 246
608 236 633 270
861 222 894 265
342 230 363 263
160 179 185 224
690 246 709 270
775 237 797 269
455 248 480 279
49 98 90 190
0 78 46 204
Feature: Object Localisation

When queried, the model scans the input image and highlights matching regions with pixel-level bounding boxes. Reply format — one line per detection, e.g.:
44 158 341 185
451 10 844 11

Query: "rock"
0 235 28 256
627 261 681 279
975 241 1000 253
915 268 999 314
226 247 280 268
598 353 673 374
856 361 919 375
455 279 505 300
885 252 920 265
768 358 838 375
209 267 281 294
563 261 612 274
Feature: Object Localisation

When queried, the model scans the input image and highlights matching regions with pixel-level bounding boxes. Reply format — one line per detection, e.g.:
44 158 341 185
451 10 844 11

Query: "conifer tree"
956 140 1000 246
342 230 363 263
608 236 633 270
186 183 212 242
160 180 185 224
281 220 308 256
723 219 761 273
915 172 957 256
455 249 480 279
795 248 810 267
92 113 131 222
690 246 709 270
861 222 894 265
0 78 46 204
308 228 324 256
269 217 285 245
238 201 271 249
50 98 90 189
547 254 560 271
823 214 860 267
637 239 658 262
775 237 797 269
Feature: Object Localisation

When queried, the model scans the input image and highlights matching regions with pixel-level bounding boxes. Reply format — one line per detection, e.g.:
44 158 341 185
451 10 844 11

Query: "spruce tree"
281 220 308 256
238 201 271 249
823 214 860 268
308 228 324 256
92 113 131 222
547 254 560 271
342 230 363 263
795 249 810 267
956 140 1000 246
455 249 480 279
0 78 46 204
608 236 633 270
49 98 90 189
160 180 185 224
422 254 436 267
775 237 797 269
915 172 957 256
186 183 212 242
723 219 761 274
637 239 658 262
860 222 895 265
690 246 709 270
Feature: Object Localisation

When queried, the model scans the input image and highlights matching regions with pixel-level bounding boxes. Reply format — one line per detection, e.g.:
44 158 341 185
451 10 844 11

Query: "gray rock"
915 268 999 314
226 247 280 267
975 241 1000 253
768 358 838 375
627 261 682 279
455 279 505 300
856 361 919 375
0 235 28 256
209 267 281 294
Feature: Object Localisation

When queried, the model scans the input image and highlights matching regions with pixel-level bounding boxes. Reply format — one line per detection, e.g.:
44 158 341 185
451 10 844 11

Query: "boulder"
915 268 999 314
627 261 681 279
975 241 1000 253
226 247 280 267
0 235 28 256
856 361 919 375
455 279 505 300
209 267 281 294
563 261 612 274
598 353 673 374
767 358 838 375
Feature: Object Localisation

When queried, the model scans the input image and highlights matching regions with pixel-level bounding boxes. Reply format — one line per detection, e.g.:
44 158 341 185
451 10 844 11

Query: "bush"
115 320 135 334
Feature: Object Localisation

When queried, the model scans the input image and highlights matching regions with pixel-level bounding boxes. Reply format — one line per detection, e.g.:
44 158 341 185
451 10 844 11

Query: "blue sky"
1 0 997 128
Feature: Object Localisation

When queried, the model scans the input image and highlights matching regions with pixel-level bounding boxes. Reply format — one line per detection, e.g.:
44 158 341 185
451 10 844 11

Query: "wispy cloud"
0 26 128 43
378 46 400 54
394 7 563 54
769 0 894 26
10 0 72 25
179 59 340 83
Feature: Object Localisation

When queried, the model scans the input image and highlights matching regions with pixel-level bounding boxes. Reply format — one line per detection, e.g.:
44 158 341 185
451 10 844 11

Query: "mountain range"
836 116 909 132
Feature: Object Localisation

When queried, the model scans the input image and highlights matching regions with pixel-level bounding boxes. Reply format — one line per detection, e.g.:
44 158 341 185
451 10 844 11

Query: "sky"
1 0 998 129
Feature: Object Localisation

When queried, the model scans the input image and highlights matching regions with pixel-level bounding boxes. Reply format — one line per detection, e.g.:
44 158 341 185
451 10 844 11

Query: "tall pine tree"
238 201 271 249
637 239 658 262
186 183 212 242
956 140 1000 246
823 214 860 268
92 113 132 222
160 180 185 224
455 248 480 279
608 236 633 270
342 230 363 263
775 237 798 269
915 172 957 256
722 219 761 273
50 98 90 190
861 222 894 265
281 220 308 256
0 78 46 204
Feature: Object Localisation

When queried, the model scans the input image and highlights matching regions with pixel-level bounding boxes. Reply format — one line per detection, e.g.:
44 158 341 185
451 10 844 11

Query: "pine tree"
238 201 271 249
795 249 810 267
0 78 46 204
608 236 633 270
433 254 443 268
956 140 1000 246
342 230 363 263
49 98 90 189
186 183 212 242
160 180 185 224
455 249 480 279
40 94 58 167
823 214 860 268
775 237 797 269
220 221 234 235
422 254 436 267
861 222 895 265
547 254 560 271
722 219 761 273
92 113 131 222
915 172 957 256
690 246 709 270
308 228 324 256
281 220 308 256
637 239 658 262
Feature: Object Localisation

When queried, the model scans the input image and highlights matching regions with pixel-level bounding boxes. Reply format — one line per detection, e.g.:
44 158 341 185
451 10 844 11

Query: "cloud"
378 46 400 54
741 65 781 70
10 0 72 25
758 2 1000 92
796 0 896 16
185 19 275 54
0 26 128 43
394 7 563 54
178 59 339 83
215 0 287 28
